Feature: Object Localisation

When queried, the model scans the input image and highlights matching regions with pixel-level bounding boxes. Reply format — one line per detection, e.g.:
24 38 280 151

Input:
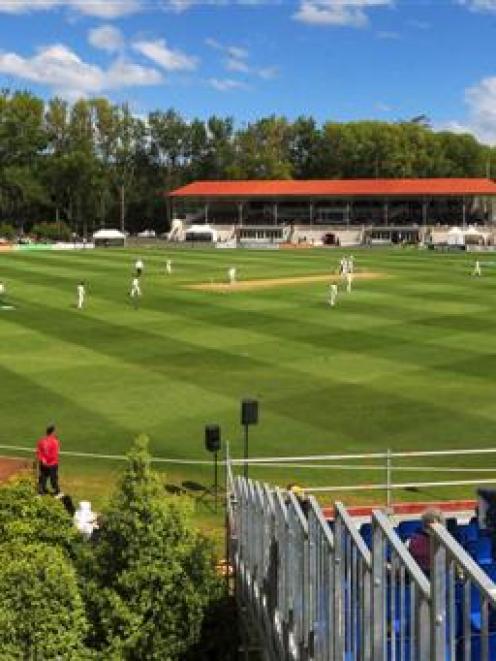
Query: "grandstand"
169 178 496 248
226 448 496 660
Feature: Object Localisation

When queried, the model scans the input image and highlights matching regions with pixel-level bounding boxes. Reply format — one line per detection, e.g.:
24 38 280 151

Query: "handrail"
229 446 496 464
335 501 371 567
373 510 430 598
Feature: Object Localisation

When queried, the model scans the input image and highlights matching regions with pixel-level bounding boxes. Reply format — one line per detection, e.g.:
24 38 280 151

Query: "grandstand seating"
229 470 496 660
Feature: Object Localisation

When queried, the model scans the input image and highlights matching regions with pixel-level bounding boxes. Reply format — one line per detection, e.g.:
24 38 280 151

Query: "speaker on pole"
204 424 221 511
241 399 258 426
205 424 221 453
241 399 259 479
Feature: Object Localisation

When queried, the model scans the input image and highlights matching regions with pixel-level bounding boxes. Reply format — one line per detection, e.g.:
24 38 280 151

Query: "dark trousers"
38 464 59 495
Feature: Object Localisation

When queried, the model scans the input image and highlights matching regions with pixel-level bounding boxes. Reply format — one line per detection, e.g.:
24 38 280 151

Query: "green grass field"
1 246 495 513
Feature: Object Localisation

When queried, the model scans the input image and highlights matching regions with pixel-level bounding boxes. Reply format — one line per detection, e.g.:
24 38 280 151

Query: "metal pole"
244 425 249 479
386 449 392 510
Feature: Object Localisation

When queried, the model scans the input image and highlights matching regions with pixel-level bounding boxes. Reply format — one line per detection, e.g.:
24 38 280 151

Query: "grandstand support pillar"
273 202 278 225
309 201 314 224
205 203 209 224
422 198 428 225
383 200 389 226
238 202 243 226
345 201 351 226
462 197 467 228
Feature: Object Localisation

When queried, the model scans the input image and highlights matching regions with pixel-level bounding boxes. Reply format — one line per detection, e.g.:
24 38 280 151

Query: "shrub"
0 542 90 659
81 435 222 660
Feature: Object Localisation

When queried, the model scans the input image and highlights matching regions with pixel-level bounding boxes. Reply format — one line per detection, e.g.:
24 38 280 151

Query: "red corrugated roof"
169 178 496 197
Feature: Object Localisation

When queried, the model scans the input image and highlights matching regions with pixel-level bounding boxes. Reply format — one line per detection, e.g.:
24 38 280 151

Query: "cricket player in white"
348 256 354 273
473 260 482 276
166 259 172 275
135 259 144 276
328 283 338 307
77 282 86 309
346 271 353 293
0 281 5 298
228 267 237 284
130 277 142 298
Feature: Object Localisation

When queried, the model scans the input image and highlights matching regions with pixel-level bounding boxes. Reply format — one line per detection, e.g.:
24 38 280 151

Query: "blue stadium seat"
467 537 493 566
360 522 372 548
457 522 479 546
397 519 421 542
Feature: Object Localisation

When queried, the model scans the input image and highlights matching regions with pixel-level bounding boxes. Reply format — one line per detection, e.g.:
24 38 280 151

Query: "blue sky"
1 0 496 142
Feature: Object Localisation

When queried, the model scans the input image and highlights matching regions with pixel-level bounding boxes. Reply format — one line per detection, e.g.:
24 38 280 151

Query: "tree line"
1 90 495 237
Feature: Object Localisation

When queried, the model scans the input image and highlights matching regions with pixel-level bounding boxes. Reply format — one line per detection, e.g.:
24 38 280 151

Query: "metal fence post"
333 513 344 660
430 532 447 659
371 515 386 661
386 448 393 511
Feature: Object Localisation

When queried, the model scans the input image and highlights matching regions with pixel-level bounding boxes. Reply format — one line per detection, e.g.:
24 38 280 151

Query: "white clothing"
346 272 353 293
166 259 172 275
130 278 141 297
328 284 338 307
74 501 97 539
135 259 144 272
473 261 482 276
0 282 5 296
339 258 348 277
77 284 85 309
348 257 354 274
228 267 237 284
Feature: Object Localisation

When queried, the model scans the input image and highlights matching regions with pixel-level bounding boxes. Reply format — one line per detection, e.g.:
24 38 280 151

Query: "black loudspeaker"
205 424 221 453
241 399 258 426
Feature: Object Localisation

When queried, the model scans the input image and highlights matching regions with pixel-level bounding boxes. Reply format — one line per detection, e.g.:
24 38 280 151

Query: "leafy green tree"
0 542 90 659
229 116 292 179
82 435 221 660
32 220 72 241
0 478 78 551
0 222 15 239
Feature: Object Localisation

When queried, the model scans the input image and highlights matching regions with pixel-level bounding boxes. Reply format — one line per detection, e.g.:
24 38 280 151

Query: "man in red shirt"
36 425 60 495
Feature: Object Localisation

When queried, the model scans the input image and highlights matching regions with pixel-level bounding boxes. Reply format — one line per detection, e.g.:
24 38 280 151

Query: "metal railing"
229 446 496 506
227 459 496 660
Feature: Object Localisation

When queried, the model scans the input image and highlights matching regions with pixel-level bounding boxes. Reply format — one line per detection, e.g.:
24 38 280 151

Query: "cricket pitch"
186 271 385 292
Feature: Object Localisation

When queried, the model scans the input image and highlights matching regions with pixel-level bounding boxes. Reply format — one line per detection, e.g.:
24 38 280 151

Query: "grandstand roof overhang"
169 178 496 199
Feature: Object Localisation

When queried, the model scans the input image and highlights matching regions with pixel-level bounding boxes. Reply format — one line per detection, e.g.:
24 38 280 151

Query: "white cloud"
88 25 124 52
208 77 249 91
132 39 198 71
0 0 142 17
460 76 496 143
205 37 277 80
258 66 278 80
0 43 162 99
407 19 430 29
458 0 496 12
0 0 59 13
376 30 400 39
374 101 392 112
225 57 250 73
205 37 222 50
227 46 248 59
293 0 392 27
162 0 195 12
